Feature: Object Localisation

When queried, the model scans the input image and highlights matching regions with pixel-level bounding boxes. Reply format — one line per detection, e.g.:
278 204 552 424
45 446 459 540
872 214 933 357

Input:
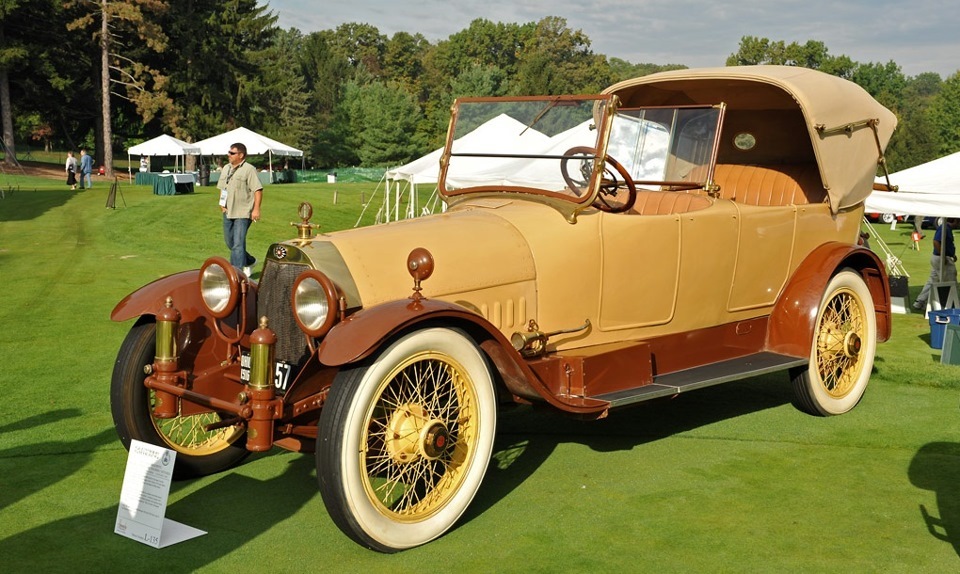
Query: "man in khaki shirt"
218 142 263 276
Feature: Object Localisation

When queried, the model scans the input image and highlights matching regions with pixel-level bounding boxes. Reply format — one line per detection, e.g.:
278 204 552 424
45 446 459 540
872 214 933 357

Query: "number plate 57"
240 353 295 392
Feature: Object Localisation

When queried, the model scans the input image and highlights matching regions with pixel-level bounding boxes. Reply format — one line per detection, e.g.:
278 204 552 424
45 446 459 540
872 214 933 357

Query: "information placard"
114 439 206 548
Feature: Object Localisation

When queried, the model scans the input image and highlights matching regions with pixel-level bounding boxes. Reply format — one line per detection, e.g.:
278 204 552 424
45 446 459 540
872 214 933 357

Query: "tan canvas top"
602 65 897 212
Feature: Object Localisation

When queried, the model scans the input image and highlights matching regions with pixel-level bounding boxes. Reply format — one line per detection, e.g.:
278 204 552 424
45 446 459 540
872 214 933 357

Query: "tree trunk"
100 0 113 177
0 26 18 168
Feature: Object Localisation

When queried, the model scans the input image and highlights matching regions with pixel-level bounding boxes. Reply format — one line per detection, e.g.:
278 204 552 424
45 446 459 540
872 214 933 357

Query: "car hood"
310 201 537 307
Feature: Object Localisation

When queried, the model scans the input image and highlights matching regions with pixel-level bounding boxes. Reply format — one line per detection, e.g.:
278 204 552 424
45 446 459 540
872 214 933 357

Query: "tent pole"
385 180 391 223
940 222 947 282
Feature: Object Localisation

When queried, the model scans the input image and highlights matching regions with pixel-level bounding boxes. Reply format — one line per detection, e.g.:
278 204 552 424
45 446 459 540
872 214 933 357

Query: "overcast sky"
265 0 958 78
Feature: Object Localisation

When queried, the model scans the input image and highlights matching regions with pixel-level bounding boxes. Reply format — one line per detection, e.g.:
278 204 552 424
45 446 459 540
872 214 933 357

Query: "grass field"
1 175 959 572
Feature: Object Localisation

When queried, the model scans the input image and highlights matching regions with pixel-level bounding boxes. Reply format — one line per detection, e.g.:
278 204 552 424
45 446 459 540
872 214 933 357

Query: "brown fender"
111 270 258 324
767 243 891 358
316 298 609 416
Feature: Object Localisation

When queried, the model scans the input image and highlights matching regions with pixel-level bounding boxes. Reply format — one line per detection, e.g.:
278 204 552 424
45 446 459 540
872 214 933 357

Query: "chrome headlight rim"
199 256 240 319
292 270 339 338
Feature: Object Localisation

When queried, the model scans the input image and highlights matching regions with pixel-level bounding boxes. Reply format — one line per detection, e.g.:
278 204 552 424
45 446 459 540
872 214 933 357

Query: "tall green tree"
327 22 386 78
928 72 960 156
430 18 529 81
338 80 422 166
851 61 906 110
243 28 311 155
608 58 686 83
513 16 611 95
383 31 429 92
0 0 26 165
726 36 845 72
152 0 275 141
66 0 169 176
0 0 70 165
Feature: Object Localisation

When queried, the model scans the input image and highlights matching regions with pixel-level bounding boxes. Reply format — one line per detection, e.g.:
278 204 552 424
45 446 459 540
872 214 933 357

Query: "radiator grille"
258 259 311 365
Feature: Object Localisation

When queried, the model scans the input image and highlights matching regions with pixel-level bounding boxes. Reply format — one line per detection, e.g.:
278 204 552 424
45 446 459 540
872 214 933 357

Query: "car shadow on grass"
464 373 794 525
908 442 960 557
0 455 318 572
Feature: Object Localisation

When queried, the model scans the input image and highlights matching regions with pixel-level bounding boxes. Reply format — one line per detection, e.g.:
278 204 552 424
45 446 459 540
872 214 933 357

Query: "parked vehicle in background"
865 212 902 224
110 66 895 552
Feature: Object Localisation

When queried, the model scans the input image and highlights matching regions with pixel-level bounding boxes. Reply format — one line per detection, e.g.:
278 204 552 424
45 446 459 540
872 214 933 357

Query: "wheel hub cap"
420 422 450 460
844 332 861 358
385 404 451 463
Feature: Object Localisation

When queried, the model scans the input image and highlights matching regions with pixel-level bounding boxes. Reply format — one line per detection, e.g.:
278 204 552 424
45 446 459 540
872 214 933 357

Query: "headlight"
199 257 240 319
292 270 339 337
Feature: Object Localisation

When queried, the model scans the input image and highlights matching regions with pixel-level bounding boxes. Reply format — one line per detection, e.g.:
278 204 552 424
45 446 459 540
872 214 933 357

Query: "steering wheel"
560 146 637 213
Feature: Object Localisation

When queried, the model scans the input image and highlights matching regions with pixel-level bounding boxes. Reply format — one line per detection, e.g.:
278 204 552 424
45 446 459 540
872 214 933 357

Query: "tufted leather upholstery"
711 163 826 206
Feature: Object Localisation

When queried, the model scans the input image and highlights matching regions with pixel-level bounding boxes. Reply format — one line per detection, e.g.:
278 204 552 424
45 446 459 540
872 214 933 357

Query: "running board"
593 352 808 409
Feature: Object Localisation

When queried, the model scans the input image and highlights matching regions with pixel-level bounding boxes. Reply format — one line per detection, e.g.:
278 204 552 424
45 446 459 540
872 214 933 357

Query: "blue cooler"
928 309 960 349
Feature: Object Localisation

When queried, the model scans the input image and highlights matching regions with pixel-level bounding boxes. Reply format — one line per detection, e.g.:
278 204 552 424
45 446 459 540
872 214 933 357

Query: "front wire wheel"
317 327 496 552
110 319 249 478
791 269 877 416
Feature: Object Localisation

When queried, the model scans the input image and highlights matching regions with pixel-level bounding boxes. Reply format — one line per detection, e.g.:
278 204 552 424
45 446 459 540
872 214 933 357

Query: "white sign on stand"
114 439 206 548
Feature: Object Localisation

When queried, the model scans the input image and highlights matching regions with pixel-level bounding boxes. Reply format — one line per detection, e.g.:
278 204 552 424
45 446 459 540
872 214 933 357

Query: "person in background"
79 148 94 189
217 142 263 276
914 218 958 310
65 151 78 190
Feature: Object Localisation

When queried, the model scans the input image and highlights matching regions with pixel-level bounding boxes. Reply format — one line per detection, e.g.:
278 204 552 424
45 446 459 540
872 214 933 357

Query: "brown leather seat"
712 164 826 206
630 190 712 215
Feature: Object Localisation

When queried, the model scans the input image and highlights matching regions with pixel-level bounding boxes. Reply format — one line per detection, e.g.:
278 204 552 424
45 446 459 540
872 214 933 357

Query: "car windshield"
439 96 724 204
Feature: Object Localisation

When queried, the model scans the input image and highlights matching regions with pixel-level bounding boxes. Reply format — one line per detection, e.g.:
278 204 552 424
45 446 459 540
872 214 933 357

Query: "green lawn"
1 182 959 572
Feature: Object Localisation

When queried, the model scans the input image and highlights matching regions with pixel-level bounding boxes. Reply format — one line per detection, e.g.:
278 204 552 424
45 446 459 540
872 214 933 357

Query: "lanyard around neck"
225 161 245 185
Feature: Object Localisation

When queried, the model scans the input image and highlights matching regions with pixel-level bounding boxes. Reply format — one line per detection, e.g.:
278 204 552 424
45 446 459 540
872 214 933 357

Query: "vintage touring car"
111 66 895 551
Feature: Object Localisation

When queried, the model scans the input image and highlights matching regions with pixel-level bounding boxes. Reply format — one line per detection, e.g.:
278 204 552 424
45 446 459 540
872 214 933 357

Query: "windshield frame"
439 95 617 222
438 95 726 221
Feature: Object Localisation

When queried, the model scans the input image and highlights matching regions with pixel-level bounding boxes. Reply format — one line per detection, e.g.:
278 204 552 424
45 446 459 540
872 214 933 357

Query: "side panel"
727 204 797 311
599 214 680 328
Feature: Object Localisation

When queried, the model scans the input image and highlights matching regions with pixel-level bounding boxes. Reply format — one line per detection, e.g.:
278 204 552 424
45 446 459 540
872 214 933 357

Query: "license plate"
240 353 296 392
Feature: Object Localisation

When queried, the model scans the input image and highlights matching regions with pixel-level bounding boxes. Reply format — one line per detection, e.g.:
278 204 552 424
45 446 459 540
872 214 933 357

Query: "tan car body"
111 65 896 551
114 65 895 418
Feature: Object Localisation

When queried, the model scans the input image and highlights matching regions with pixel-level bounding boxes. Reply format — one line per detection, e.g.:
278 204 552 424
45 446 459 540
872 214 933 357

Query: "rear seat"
630 190 712 215
711 164 826 206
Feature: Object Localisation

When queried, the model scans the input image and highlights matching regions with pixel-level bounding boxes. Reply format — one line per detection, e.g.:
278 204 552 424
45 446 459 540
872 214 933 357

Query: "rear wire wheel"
791 269 876 416
110 319 249 478
317 327 496 552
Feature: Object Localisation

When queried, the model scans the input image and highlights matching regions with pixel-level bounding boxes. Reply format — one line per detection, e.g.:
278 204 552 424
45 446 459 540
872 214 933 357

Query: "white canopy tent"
379 114 549 222
445 119 594 189
126 134 200 178
193 126 304 172
866 151 960 217
866 152 960 312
